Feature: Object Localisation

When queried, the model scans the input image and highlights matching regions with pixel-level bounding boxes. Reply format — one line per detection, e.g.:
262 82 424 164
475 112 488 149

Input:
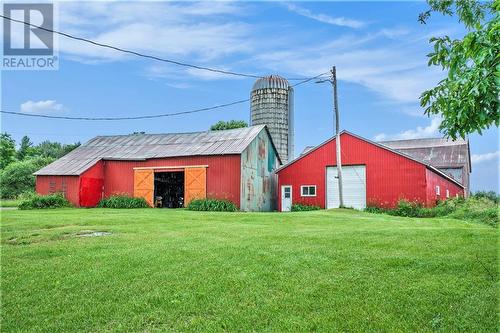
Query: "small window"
446 189 450 198
301 185 316 197
284 187 291 198
435 185 440 196
49 180 56 194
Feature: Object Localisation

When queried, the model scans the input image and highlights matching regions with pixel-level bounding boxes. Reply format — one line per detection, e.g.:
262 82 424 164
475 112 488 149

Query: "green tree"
0 157 54 198
61 142 81 156
16 135 34 160
210 120 248 131
419 0 499 139
32 141 80 159
0 133 16 169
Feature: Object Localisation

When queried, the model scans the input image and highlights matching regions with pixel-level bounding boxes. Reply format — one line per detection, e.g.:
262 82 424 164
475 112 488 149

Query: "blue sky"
1 1 498 192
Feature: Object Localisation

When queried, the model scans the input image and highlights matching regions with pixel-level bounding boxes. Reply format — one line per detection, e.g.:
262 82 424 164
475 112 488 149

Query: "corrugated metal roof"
380 137 470 169
252 75 290 90
300 146 315 156
277 131 464 188
35 125 267 176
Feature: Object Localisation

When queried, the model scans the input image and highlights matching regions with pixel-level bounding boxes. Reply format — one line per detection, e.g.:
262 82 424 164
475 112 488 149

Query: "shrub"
18 193 71 210
0 199 20 207
291 203 321 211
187 198 237 212
0 157 54 198
388 200 427 217
97 195 149 208
472 191 499 203
364 197 498 227
449 197 499 227
365 206 388 214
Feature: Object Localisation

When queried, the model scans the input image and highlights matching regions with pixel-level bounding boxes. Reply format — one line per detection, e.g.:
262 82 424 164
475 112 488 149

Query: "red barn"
35 125 281 211
276 131 464 211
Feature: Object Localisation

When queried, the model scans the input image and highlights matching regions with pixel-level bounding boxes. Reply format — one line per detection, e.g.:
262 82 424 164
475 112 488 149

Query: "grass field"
1 209 497 332
0 199 19 207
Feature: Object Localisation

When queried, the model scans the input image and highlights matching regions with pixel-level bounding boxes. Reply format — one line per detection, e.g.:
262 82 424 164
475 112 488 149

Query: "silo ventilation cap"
252 75 290 91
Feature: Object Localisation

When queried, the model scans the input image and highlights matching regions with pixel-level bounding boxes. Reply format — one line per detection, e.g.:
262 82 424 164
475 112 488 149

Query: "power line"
0 99 249 121
291 72 329 87
1 15 326 81
0 73 328 121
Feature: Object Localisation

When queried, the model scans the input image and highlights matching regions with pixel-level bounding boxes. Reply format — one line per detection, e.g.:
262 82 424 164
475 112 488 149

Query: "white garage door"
326 165 366 209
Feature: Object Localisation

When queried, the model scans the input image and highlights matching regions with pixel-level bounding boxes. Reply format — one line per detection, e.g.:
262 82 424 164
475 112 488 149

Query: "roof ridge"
93 124 265 139
34 125 269 176
277 130 464 188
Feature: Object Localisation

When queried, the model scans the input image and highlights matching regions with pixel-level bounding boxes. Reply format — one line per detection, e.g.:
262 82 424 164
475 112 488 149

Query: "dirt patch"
76 231 113 237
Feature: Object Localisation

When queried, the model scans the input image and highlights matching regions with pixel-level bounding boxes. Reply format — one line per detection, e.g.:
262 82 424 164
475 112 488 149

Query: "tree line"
0 133 80 198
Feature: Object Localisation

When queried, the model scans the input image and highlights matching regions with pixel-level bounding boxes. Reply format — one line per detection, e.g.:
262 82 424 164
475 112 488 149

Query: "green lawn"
1 209 497 332
0 199 19 207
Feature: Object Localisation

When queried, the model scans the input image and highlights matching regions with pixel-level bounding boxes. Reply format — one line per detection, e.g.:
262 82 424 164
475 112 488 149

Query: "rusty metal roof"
35 125 268 176
380 137 471 170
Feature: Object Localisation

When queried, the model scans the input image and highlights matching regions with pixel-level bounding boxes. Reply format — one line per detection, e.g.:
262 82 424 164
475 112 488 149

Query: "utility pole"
317 66 344 207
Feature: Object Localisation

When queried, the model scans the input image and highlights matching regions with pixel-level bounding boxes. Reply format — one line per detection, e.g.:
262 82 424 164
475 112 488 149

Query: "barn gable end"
276 131 464 210
34 125 280 211
240 128 280 211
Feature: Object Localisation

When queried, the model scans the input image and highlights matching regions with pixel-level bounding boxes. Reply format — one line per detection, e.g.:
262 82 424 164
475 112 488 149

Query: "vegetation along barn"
276 131 465 211
35 125 281 211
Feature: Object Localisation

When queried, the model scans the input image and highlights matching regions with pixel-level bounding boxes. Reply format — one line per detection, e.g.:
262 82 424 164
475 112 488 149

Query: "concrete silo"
250 75 294 163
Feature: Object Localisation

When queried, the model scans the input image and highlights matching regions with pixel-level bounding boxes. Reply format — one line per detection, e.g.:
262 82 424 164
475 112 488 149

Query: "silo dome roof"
252 75 290 91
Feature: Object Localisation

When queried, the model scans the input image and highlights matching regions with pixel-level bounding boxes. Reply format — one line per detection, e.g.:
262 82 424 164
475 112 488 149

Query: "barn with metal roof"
276 131 465 211
35 125 281 210
380 137 471 195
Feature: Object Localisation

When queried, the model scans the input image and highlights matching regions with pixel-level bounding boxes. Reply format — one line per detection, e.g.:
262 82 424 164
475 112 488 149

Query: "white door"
281 186 292 212
326 165 366 209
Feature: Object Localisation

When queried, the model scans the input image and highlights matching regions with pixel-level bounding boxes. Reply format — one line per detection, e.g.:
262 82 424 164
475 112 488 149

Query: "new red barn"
276 131 464 211
35 125 281 211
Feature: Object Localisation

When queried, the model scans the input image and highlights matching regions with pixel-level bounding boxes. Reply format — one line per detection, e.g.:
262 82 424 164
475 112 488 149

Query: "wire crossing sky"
1 1 497 192
0 14 325 81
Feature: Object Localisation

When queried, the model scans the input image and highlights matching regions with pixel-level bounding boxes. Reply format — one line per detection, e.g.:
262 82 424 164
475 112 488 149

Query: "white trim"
435 185 440 195
133 165 208 170
300 185 317 197
446 189 450 198
281 185 293 212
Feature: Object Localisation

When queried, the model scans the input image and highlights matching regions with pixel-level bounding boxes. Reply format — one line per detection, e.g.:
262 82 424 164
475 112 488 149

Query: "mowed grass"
1 209 497 332
0 199 19 207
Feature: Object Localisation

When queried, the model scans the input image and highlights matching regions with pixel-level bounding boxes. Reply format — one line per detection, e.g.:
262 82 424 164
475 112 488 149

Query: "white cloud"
55 2 253 63
252 28 445 106
10 1 449 101
166 82 192 90
20 100 65 113
286 3 365 28
144 63 245 82
471 151 500 164
374 117 442 141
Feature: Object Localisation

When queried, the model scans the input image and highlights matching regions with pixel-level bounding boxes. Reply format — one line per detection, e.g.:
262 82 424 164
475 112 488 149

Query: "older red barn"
35 125 281 211
276 131 464 211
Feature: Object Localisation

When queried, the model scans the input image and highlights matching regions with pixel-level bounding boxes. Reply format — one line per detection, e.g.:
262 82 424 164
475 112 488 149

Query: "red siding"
103 155 242 207
36 155 241 208
79 161 104 207
425 168 464 206
277 133 463 210
35 175 80 206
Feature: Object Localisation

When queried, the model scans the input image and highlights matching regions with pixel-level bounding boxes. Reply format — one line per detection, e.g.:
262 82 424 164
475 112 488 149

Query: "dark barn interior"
154 171 184 208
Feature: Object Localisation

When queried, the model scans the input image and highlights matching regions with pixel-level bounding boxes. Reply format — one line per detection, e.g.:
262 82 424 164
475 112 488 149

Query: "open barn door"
184 167 206 206
134 169 154 207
